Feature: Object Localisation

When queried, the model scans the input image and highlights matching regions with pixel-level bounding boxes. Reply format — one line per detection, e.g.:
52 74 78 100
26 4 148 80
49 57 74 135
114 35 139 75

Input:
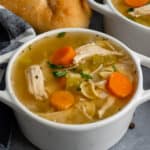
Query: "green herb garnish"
57 32 66 38
112 64 117 72
80 72 93 80
53 71 67 78
127 8 134 12
47 62 64 69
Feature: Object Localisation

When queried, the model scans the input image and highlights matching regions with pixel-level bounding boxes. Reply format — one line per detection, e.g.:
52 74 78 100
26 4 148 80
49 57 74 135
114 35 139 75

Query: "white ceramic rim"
107 0 150 31
6 28 142 131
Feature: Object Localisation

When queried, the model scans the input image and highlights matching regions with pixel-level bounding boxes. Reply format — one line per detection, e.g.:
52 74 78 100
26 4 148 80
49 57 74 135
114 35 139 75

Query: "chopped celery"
76 55 118 73
92 55 104 65
66 73 82 91
103 55 117 65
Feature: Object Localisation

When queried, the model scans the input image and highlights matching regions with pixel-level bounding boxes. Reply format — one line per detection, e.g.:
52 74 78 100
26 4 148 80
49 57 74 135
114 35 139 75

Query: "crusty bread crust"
0 0 91 33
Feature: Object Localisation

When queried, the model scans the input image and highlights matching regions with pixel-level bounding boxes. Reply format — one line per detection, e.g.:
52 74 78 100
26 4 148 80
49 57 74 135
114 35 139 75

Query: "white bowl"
0 28 150 150
88 0 150 56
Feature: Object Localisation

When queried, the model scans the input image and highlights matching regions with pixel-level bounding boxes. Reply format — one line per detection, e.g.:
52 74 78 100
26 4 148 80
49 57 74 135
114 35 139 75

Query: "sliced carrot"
51 46 76 66
57 77 66 88
50 90 75 110
124 0 149 8
107 72 133 98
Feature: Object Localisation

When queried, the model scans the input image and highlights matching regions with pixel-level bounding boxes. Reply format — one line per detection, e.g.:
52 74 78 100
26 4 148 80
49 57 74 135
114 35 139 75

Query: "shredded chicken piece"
96 40 116 51
105 41 116 51
129 4 150 18
25 65 48 100
75 101 96 120
98 91 108 99
98 96 115 118
76 104 93 120
74 43 122 64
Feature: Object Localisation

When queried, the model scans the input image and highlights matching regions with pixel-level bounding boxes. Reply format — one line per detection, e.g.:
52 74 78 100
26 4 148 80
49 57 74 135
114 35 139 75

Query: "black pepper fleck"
129 122 135 130
35 75 38 79
118 108 121 111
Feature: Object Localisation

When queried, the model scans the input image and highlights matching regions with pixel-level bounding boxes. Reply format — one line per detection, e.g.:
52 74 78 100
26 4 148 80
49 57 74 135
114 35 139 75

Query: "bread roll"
0 0 91 33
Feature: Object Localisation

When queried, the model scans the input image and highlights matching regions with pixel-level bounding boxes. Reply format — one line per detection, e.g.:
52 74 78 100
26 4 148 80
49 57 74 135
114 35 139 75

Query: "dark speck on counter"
129 122 135 130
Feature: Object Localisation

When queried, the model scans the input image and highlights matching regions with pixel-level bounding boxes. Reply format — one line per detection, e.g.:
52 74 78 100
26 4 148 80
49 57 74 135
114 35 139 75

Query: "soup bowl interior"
6 28 142 129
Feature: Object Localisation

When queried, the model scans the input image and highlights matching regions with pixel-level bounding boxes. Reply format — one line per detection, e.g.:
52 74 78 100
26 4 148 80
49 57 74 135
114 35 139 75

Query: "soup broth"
112 0 150 27
11 32 137 124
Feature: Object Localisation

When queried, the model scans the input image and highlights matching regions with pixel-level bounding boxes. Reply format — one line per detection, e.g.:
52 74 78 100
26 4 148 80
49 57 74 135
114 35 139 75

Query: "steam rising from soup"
11 32 137 124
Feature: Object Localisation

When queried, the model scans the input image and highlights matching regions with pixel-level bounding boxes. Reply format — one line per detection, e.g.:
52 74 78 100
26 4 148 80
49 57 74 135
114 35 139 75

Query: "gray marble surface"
0 3 150 150
9 12 150 150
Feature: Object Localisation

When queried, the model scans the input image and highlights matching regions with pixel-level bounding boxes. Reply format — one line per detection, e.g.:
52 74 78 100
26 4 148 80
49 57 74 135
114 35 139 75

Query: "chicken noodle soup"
11 32 137 124
112 0 150 27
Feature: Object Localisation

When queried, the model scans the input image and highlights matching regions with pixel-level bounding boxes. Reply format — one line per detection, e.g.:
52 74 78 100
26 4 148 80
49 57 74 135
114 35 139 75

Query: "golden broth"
112 0 150 27
11 32 137 124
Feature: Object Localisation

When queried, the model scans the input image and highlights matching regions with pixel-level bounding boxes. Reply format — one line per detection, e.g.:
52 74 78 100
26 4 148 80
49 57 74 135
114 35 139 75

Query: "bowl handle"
135 53 150 106
0 56 18 110
0 90 16 109
88 0 114 16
